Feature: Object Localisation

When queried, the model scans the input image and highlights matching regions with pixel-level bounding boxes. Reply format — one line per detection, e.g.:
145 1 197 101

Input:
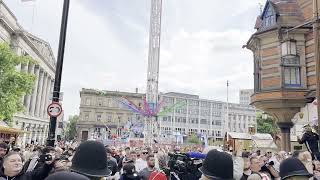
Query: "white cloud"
159 29 253 102
4 0 263 119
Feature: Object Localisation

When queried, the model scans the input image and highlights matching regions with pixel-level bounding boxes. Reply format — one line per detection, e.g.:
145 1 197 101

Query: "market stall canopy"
252 133 277 150
227 132 252 140
0 121 27 134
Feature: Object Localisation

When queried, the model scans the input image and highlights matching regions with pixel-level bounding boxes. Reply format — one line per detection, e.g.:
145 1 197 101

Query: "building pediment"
24 32 56 67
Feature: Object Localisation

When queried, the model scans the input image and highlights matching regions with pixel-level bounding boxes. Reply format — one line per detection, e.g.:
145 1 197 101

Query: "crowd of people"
0 140 318 180
0 125 318 179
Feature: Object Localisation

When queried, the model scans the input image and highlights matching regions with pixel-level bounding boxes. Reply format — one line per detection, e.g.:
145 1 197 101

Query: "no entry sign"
47 102 62 117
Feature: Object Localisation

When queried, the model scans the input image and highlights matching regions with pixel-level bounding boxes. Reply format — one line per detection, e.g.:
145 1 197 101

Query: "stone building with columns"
77 89 257 144
77 89 145 141
245 0 318 152
0 1 56 146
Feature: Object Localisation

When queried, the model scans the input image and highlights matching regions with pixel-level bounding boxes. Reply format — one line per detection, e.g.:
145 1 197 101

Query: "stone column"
43 78 52 118
40 75 49 118
35 69 44 117
277 122 293 152
263 105 303 152
24 63 35 115
43 79 50 118
30 66 40 116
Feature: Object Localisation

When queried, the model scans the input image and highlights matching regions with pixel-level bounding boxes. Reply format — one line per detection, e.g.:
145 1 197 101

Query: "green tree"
0 43 36 123
66 115 79 140
188 134 201 144
256 113 279 136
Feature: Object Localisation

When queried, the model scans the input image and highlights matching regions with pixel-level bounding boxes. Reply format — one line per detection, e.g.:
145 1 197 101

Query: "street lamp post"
47 0 70 146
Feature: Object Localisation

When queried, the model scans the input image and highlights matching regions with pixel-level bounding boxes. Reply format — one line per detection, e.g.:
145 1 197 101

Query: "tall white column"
43 78 52 118
40 74 49 118
24 63 34 115
30 66 40 116
35 70 44 117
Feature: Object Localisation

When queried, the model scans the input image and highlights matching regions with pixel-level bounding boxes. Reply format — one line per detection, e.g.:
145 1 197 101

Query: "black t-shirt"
108 159 118 176
112 154 121 163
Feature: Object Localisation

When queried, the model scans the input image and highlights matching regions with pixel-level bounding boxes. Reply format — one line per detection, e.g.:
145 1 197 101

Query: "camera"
39 154 52 162
267 161 274 166
166 152 202 180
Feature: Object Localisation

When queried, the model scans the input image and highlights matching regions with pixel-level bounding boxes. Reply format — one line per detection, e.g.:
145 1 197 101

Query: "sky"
4 0 266 119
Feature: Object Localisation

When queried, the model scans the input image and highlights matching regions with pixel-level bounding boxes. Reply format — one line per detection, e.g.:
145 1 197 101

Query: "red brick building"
245 0 318 151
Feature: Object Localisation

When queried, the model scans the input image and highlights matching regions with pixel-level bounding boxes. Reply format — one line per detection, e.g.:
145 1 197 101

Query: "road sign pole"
47 0 70 147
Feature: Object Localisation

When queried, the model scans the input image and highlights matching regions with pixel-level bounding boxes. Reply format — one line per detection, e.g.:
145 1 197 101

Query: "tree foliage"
256 113 279 136
66 115 79 140
188 134 201 144
0 43 36 122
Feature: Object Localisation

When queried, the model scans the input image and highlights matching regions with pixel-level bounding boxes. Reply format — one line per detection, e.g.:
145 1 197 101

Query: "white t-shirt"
135 158 147 172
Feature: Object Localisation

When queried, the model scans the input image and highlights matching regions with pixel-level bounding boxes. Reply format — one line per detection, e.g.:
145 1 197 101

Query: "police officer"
298 124 320 160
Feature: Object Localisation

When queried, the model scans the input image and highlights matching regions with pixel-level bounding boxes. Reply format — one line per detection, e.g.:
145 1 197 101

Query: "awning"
227 132 251 140
0 126 27 134
252 139 277 149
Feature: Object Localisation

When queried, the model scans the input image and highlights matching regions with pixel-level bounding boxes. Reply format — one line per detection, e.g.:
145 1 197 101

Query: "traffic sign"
47 102 62 117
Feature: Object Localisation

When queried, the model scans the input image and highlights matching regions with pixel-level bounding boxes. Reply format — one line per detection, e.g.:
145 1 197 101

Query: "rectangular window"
97 98 103 106
284 67 300 86
58 122 63 128
85 98 91 105
85 114 89 120
200 119 207 124
107 115 112 122
282 54 301 87
96 114 102 121
216 120 222 126
254 55 261 92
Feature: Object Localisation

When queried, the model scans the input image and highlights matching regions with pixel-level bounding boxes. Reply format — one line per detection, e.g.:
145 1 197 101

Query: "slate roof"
254 0 305 32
